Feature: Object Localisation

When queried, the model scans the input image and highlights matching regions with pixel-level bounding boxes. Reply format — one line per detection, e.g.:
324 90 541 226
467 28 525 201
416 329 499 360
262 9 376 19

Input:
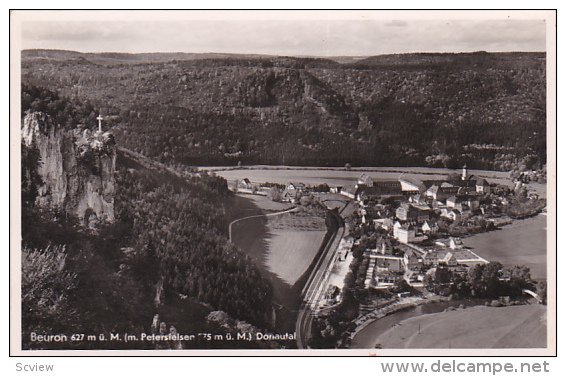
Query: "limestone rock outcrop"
22 111 116 225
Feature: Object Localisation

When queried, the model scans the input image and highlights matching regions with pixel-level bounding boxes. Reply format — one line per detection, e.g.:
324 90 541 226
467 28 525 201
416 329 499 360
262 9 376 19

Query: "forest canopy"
21 50 546 171
21 85 273 349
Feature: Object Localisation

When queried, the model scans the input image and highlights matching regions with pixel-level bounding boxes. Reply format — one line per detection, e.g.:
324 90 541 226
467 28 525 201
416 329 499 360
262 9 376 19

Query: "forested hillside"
21 50 546 170
21 85 273 349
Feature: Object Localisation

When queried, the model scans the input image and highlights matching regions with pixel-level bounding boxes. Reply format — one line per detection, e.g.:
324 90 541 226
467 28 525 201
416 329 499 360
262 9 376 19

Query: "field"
238 193 294 212
315 193 350 211
231 200 328 309
231 208 328 332
267 209 327 231
207 165 513 188
265 230 327 285
463 214 547 279
373 305 547 349
527 182 547 199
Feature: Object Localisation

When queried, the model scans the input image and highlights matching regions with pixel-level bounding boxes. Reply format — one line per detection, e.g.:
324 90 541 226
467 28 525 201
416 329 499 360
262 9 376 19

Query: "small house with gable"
421 220 439 234
475 178 491 194
238 178 253 190
449 237 464 250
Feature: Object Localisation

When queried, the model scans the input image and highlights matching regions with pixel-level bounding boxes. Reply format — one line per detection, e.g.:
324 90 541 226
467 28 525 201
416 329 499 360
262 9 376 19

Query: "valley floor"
373 304 547 349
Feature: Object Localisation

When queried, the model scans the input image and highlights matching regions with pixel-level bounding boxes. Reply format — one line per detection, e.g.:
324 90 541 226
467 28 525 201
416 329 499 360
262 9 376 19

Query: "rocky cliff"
22 111 116 225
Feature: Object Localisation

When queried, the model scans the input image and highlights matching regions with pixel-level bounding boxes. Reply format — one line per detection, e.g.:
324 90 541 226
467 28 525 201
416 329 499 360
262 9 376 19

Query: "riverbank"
350 295 450 342
371 304 546 349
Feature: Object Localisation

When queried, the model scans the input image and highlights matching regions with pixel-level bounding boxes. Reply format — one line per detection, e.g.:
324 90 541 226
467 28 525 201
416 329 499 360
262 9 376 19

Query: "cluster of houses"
515 169 546 184
235 179 307 203
234 166 503 295
235 165 501 248
343 166 494 290
362 235 487 290
348 166 496 245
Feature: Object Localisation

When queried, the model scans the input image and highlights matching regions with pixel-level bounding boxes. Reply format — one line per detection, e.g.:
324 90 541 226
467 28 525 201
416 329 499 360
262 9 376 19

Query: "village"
230 164 546 310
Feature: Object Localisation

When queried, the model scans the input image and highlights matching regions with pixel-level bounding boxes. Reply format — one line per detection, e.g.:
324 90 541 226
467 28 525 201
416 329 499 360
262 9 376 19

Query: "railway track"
296 204 348 348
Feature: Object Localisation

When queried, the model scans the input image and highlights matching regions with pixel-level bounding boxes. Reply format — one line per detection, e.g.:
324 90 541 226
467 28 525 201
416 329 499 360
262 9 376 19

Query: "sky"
19 16 547 56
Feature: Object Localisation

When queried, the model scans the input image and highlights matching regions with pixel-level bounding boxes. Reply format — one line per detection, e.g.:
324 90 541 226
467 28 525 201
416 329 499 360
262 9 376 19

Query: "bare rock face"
22 111 116 224
150 314 183 350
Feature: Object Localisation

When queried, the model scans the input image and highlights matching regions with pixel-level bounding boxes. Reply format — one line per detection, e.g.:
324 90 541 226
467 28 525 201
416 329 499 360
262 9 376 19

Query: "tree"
467 264 485 296
22 245 79 348
21 141 43 208
482 262 505 298
267 187 282 202
450 273 471 297
467 262 505 298
423 267 453 295
394 279 411 294
423 273 435 292
447 172 461 181
132 240 160 292
435 266 453 285
508 265 532 291
537 281 547 305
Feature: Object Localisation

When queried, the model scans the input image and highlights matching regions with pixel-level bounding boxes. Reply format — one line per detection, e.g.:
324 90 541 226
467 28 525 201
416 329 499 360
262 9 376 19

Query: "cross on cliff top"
97 114 103 132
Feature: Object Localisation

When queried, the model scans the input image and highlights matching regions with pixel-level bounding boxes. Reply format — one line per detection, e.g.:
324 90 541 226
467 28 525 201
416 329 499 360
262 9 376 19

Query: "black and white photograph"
9 9 556 356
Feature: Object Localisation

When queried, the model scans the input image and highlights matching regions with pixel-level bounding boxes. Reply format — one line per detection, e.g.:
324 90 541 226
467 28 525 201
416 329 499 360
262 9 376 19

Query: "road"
296 205 348 348
227 207 298 242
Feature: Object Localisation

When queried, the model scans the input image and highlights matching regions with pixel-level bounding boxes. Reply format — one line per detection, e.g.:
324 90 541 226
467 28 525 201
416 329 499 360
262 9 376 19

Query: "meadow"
463 214 547 279
238 193 294 212
230 198 329 318
372 304 546 349
265 230 327 285
208 165 513 188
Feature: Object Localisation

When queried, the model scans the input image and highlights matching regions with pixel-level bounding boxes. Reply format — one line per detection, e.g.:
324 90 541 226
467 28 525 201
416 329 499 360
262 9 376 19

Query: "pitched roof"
476 178 489 186
341 185 358 195
428 185 460 195
357 181 403 197
442 252 457 262
441 186 461 194
423 180 446 188
452 179 477 188
404 248 421 259
449 237 463 245
422 220 438 228
449 194 478 203
427 185 439 194
424 252 438 260
288 182 305 189
399 176 426 192
358 173 374 184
